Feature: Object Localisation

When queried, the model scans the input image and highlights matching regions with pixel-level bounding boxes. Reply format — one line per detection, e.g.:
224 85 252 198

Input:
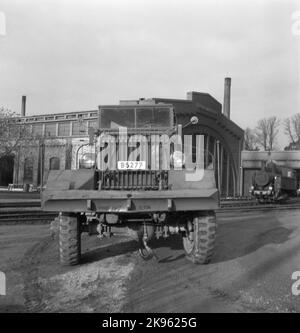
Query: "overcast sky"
0 0 299 148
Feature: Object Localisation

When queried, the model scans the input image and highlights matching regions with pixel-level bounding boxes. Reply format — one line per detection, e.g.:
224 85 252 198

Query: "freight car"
249 162 297 202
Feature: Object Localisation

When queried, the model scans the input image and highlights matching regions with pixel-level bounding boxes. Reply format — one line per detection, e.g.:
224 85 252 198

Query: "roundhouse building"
0 79 244 196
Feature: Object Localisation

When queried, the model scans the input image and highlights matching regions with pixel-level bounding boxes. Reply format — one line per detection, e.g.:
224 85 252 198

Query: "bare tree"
255 118 268 150
244 127 259 151
283 113 300 144
0 107 32 159
267 116 280 151
255 116 280 151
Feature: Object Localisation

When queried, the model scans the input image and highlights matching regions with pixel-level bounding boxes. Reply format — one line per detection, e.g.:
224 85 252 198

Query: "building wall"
42 141 68 184
12 137 95 187
6 110 97 187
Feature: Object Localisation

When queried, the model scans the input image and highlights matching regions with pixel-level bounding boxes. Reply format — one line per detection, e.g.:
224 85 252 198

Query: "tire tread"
59 214 81 266
184 212 217 264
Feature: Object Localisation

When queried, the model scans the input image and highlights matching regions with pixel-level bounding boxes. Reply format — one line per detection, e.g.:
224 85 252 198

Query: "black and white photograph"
0 0 300 318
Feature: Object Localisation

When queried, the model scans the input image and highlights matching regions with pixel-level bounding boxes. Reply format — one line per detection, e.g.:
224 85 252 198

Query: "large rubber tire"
59 214 81 266
183 211 217 264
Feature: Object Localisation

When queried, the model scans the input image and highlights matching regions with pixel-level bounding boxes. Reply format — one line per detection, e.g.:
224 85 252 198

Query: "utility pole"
39 138 44 189
217 140 221 194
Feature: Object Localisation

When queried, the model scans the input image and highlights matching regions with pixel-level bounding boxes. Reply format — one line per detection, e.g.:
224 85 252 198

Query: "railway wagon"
250 162 297 202
42 103 219 266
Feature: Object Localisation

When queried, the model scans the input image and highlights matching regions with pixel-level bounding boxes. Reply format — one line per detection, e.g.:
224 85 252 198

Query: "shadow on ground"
213 216 295 264
80 216 295 266
21 212 296 280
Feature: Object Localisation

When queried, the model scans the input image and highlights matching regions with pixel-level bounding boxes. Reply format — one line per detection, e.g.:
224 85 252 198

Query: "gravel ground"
1 209 300 313
0 225 137 312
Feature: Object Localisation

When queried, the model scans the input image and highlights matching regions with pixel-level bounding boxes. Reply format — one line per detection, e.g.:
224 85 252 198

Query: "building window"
8 124 20 137
72 121 87 136
66 114 77 119
49 157 60 170
24 157 34 183
88 120 97 129
45 123 57 137
32 124 43 136
58 122 70 137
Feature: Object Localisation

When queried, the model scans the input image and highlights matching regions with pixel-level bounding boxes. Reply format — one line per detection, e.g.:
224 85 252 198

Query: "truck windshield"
100 107 171 129
136 108 171 128
101 108 135 128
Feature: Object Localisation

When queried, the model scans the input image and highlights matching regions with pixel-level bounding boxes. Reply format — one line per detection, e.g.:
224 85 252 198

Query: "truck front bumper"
41 189 219 213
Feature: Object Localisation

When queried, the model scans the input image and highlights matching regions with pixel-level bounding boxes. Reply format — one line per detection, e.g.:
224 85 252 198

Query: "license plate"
117 161 146 170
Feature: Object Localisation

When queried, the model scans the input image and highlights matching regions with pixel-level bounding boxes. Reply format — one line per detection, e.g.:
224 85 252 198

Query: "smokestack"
21 95 26 117
223 77 231 119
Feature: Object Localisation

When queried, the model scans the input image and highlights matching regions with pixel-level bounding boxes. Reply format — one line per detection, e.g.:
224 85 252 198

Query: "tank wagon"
42 103 219 265
250 161 297 202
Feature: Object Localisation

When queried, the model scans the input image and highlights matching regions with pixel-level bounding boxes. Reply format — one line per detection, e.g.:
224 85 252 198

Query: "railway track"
219 202 300 213
0 209 56 224
219 197 300 212
0 201 41 209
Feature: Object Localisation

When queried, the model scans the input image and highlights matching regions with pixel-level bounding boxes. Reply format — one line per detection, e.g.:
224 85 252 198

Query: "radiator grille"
98 170 168 190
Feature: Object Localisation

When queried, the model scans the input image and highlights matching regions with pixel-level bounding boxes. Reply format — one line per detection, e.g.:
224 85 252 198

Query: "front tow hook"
138 223 158 260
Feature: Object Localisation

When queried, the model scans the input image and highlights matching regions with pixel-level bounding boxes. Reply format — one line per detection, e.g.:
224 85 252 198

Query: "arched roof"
153 92 244 183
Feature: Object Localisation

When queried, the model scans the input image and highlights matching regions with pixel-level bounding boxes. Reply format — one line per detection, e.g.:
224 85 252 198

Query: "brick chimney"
223 77 231 119
21 95 26 117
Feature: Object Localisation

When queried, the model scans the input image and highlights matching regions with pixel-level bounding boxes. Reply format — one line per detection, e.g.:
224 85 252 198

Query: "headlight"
171 151 185 169
268 186 273 191
79 153 95 169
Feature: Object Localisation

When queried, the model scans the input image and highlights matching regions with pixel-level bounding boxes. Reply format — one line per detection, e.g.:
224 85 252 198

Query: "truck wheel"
59 214 81 266
183 211 217 264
